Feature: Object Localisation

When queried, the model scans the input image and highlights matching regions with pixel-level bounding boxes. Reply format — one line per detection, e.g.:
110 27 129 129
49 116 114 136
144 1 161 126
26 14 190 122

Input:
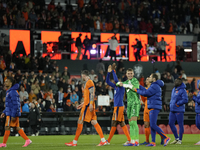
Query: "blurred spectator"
29 90 37 103
31 79 41 96
96 59 105 73
89 70 96 81
37 98 44 112
27 102 41 136
22 99 30 112
166 72 174 83
19 86 29 101
175 61 183 74
191 78 196 93
172 68 179 80
98 70 104 83
47 104 56 112
155 68 161 79
64 99 74 111
75 86 82 103
70 91 79 103
183 79 191 92
75 33 82 60
50 79 58 95
180 70 187 79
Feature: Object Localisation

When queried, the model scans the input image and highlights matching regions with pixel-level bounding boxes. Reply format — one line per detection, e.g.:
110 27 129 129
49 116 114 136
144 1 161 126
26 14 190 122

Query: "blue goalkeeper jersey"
106 70 124 107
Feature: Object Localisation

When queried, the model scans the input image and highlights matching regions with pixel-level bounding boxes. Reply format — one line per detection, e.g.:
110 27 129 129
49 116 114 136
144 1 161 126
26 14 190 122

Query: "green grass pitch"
0 134 200 150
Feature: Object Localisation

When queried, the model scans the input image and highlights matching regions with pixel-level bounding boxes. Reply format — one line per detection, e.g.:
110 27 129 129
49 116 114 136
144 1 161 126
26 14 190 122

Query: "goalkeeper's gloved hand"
123 84 133 89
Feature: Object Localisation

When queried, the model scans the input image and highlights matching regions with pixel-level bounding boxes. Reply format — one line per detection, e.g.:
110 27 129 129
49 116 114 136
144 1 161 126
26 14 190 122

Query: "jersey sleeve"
86 80 95 90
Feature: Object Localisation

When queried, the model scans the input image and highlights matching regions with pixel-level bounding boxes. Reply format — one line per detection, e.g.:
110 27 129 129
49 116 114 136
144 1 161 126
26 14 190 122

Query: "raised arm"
192 95 200 104
106 72 116 88
112 70 119 83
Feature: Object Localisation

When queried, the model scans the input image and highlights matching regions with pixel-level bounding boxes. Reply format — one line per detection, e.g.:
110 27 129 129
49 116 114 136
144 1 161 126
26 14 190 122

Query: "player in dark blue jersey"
106 64 131 145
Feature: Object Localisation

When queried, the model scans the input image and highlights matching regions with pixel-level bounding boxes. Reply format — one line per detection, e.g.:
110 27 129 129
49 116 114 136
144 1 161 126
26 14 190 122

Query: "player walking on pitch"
169 78 188 145
65 70 107 146
106 64 131 145
133 73 170 147
140 77 164 145
189 83 200 145
0 77 32 147
117 68 140 146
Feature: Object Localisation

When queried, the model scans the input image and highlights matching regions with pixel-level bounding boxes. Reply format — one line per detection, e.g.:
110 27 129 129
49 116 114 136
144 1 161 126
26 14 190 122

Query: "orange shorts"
143 110 150 122
79 105 97 123
112 106 124 122
5 116 20 127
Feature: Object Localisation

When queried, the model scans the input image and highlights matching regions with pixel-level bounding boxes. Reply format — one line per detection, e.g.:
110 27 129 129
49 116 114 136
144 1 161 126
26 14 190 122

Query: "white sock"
176 138 179 141
101 138 106 142
73 140 77 144
131 140 135 143
135 139 139 143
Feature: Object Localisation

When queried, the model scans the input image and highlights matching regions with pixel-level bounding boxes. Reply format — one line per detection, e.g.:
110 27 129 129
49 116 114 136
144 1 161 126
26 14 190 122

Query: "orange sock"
107 127 116 143
74 124 83 141
18 129 29 140
3 130 10 144
122 125 131 142
94 123 104 139
145 127 150 143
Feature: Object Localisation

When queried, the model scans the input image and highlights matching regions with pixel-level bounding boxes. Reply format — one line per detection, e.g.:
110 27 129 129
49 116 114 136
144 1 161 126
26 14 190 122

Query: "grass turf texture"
0 134 200 150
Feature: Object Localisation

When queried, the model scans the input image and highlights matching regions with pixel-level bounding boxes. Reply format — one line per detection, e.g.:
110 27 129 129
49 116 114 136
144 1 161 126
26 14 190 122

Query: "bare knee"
144 122 150 128
119 121 126 127
16 127 21 132
112 121 118 127
5 126 10 130
91 120 97 126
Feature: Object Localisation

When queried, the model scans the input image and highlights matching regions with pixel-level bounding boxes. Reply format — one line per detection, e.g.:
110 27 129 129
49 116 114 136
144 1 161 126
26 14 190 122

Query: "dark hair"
126 68 133 72
32 97 37 100
81 70 89 76
176 78 183 82
151 73 158 81
6 77 16 86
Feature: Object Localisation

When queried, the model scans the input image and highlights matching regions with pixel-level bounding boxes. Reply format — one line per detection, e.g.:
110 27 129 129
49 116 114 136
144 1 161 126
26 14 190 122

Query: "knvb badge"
133 64 143 79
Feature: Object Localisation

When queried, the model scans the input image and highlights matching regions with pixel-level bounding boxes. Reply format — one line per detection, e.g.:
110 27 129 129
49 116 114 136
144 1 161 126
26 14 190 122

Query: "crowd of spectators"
0 47 197 114
0 0 199 34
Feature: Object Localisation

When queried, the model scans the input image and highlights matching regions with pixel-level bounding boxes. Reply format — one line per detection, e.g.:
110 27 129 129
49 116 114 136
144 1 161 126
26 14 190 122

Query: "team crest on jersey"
175 91 178 95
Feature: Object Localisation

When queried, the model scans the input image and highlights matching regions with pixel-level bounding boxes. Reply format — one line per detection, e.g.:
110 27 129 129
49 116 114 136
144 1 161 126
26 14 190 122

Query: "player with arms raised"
0 77 32 147
117 68 140 146
65 70 107 146
106 64 131 145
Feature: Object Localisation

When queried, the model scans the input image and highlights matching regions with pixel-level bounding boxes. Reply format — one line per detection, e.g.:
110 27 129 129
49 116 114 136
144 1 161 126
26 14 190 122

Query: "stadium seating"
158 124 168 134
184 125 192 134
191 124 200 134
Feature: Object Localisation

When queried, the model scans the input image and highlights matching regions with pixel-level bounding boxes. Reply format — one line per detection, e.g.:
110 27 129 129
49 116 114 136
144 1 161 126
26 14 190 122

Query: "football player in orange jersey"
65 70 107 146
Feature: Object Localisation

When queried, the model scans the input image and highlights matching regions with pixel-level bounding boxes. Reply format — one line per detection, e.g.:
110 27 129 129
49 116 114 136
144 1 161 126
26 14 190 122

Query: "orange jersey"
83 79 95 106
